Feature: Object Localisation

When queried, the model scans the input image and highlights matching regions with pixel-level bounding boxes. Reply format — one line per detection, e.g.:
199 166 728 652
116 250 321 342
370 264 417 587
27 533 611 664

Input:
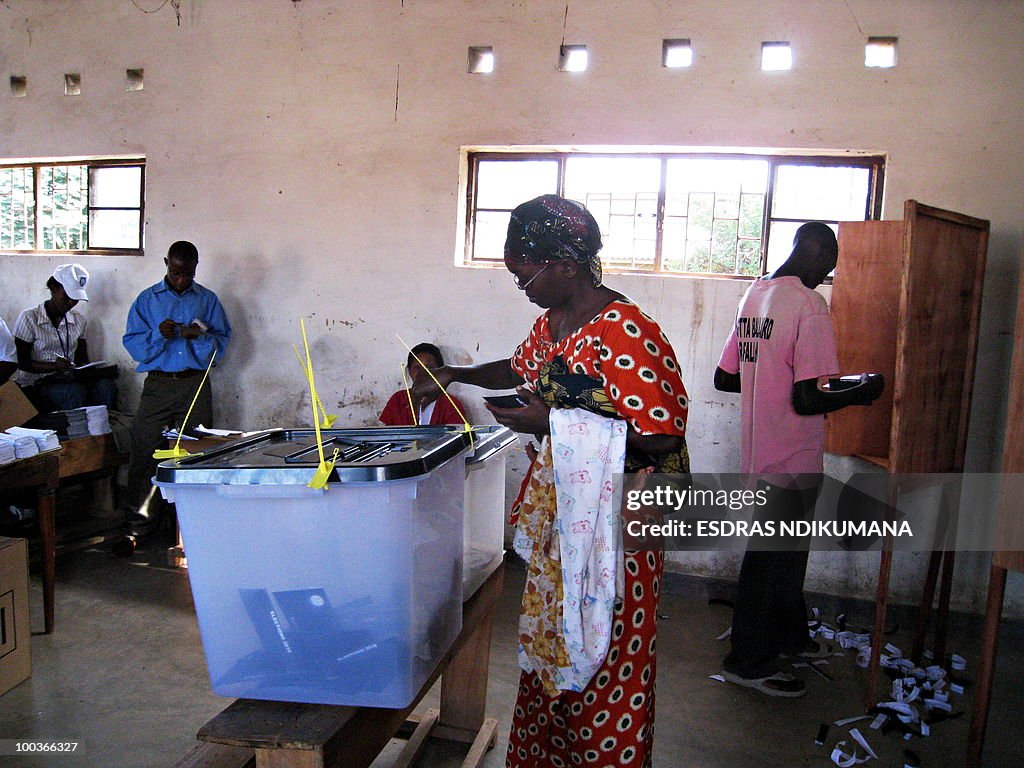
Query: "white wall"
2 0 1022 613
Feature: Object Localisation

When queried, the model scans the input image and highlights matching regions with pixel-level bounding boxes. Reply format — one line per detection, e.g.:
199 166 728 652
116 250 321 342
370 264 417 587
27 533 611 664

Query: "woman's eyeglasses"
513 262 552 290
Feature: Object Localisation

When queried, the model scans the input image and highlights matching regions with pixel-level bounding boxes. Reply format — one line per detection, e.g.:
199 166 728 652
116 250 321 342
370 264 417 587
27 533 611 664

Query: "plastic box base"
159 456 464 708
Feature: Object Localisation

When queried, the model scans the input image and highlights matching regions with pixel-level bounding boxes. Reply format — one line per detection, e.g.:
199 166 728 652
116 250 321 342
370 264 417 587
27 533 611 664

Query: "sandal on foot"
782 639 834 660
721 669 806 697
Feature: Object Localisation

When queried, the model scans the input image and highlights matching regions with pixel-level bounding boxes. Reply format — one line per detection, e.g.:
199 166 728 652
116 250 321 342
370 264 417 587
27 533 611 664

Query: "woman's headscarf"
504 194 604 287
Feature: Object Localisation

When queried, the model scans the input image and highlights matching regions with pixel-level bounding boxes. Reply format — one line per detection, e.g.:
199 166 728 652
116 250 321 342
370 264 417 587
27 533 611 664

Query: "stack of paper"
63 409 91 438
83 405 111 435
0 431 40 459
35 411 80 439
6 426 61 452
0 436 16 465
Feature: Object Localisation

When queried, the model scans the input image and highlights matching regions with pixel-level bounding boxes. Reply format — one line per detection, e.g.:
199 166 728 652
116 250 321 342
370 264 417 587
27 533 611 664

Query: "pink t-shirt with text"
718 276 839 475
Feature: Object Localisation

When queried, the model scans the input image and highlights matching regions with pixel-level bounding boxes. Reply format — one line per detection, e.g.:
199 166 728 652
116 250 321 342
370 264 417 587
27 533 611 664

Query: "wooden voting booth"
967 259 1024 766
825 200 989 707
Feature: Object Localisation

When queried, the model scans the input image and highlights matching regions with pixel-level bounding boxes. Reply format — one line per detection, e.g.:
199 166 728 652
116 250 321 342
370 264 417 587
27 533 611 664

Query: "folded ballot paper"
162 424 248 441
6 426 61 453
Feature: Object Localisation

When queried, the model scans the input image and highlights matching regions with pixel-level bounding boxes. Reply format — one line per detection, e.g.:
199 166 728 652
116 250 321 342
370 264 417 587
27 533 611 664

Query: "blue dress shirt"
123 278 231 372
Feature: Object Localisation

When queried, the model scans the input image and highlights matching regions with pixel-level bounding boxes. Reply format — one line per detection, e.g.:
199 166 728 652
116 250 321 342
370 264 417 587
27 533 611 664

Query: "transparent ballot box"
462 425 515 598
155 426 473 708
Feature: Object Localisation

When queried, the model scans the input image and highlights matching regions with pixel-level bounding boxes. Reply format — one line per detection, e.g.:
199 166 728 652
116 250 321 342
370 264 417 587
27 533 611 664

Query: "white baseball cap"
53 263 89 301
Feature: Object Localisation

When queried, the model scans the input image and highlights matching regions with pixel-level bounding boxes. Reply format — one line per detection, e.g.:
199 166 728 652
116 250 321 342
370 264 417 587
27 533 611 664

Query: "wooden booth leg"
967 564 1008 768
932 549 956 665
911 551 943 664
866 547 892 709
865 474 903 710
910 479 961 667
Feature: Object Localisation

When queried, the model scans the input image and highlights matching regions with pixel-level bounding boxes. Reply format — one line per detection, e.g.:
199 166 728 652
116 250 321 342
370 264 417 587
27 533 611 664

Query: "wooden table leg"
437 564 505 742
967 564 1007 768
38 489 57 634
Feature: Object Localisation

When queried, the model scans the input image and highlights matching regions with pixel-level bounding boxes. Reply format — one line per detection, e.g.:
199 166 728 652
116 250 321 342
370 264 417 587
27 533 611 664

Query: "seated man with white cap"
12 263 117 412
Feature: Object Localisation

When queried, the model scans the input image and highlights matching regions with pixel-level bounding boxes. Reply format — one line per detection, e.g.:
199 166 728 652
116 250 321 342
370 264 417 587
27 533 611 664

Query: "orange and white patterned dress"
507 297 690 768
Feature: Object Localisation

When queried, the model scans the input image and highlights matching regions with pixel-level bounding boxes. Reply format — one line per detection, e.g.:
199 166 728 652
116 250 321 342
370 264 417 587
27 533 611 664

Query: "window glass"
772 164 870 221
564 157 660 269
89 210 140 249
472 210 513 262
0 166 35 249
476 160 557 210
666 158 768 276
89 165 142 207
465 151 881 278
0 159 144 254
39 165 89 250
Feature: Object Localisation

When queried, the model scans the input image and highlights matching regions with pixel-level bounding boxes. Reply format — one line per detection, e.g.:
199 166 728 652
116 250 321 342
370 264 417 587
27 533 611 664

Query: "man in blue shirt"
122 240 231 537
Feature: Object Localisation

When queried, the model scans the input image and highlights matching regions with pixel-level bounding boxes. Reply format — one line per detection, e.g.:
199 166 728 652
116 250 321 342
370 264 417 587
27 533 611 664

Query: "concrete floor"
1 539 1021 768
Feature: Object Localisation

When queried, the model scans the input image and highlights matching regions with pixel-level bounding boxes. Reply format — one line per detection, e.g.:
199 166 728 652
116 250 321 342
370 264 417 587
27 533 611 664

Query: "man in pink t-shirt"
715 222 883 697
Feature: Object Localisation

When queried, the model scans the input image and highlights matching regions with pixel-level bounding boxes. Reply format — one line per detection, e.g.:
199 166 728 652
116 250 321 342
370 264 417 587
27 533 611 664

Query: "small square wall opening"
760 42 792 71
10 76 27 97
865 37 898 68
559 45 588 72
126 68 145 91
662 39 693 68
467 46 494 74
64 73 81 95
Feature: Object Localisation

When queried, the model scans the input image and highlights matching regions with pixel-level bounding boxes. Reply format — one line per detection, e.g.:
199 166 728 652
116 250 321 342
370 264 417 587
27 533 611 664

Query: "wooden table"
58 433 124 509
0 434 125 635
0 449 61 634
175 562 506 768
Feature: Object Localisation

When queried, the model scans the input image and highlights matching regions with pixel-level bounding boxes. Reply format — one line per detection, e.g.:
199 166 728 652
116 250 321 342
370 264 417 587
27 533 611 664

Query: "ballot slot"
268 437 411 464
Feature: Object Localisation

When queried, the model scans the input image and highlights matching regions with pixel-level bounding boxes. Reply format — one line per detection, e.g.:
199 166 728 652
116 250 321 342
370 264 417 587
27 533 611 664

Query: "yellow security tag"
401 365 417 425
153 446 191 460
156 350 218 461
293 344 337 429
299 319 332 488
308 447 339 490
308 459 334 489
396 334 474 448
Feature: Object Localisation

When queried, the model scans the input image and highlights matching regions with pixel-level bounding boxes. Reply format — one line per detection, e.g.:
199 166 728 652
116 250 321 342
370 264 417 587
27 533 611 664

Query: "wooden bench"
174 562 506 768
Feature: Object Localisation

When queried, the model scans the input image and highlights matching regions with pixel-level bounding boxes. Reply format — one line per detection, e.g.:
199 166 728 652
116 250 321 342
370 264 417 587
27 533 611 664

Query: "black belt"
149 369 202 379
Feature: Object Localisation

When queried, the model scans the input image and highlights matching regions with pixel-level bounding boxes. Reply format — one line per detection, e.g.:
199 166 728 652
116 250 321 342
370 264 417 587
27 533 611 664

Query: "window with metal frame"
462 150 884 278
0 158 145 255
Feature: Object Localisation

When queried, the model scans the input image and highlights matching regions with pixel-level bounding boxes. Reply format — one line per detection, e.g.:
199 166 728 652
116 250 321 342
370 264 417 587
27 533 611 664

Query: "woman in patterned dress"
415 195 689 768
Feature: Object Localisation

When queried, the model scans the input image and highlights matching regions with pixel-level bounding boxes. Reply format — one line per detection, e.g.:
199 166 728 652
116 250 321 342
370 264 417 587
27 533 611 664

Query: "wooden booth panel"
993 257 1024 571
825 220 903 461
890 201 989 473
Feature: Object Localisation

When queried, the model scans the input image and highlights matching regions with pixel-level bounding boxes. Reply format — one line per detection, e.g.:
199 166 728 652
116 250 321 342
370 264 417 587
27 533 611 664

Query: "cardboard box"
0 537 31 696
0 380 38 431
